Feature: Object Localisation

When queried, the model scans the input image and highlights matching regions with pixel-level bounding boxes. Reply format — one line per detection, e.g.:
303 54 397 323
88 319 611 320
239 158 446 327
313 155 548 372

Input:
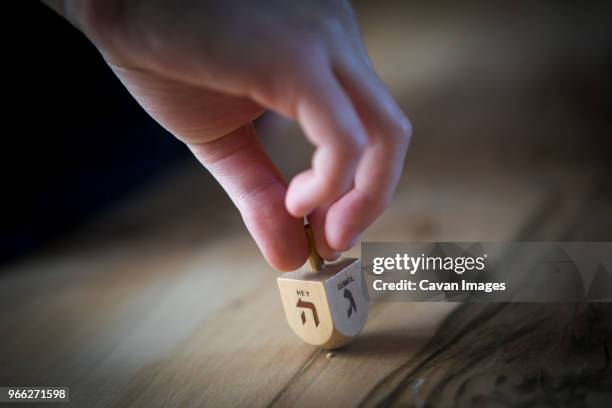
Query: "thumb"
188 124 308 271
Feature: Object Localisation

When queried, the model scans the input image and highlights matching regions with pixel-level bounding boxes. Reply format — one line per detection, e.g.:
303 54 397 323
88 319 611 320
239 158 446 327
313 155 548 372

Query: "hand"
48 0 412 270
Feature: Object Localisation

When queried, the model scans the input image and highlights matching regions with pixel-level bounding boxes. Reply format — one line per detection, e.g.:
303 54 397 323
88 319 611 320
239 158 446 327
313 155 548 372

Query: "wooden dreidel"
277 224 368 349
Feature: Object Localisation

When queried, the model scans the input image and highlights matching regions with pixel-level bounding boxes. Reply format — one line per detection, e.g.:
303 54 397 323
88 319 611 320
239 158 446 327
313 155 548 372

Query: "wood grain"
2 160 596 407
362 180 612 407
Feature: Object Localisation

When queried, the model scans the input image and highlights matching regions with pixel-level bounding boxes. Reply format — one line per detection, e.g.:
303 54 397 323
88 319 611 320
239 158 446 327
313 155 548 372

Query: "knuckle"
332 124 367 158
318 179 342 200
383 115 413 148
283 41 328 86
317 168 351 199
317 1 357 36
288 31 326 61
326 142 362 173
398 116 414 141
235 178 282 217
343 135 367 158
319 15 344 38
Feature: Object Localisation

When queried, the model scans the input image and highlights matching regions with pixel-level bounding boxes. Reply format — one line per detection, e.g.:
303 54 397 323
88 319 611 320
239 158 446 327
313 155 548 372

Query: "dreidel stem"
305 224 324 272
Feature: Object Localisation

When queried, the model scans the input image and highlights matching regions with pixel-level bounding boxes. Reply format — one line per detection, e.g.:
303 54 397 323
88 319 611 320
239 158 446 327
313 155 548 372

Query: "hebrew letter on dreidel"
344 289 357 318
297 299 319 327
277 224 368 349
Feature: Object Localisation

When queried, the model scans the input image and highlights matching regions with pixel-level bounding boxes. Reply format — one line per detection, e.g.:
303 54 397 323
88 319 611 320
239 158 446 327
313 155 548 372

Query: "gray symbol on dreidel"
344 289 357 318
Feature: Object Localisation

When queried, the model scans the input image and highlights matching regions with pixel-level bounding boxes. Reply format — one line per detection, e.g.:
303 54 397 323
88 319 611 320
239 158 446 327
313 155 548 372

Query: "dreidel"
277 224 368 349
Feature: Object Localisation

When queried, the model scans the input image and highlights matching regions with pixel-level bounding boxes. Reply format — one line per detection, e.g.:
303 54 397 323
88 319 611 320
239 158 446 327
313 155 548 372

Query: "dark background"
2 2 186 262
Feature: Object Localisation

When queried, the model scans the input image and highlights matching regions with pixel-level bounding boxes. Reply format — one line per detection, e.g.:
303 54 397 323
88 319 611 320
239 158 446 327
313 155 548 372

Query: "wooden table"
1 152 609 406
1 2 610 406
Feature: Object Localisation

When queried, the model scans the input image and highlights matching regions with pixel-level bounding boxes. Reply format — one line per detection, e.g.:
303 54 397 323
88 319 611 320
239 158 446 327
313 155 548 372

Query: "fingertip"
285 172 315 217
324 208 356 251
308 208 341 261
323 251 341 262
243 194 310 272
265 236 309 272
325 189 380 251
326 232 356 253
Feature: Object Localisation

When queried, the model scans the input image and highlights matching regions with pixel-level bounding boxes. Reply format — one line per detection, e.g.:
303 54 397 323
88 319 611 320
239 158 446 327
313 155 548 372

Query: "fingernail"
325 251 341 261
